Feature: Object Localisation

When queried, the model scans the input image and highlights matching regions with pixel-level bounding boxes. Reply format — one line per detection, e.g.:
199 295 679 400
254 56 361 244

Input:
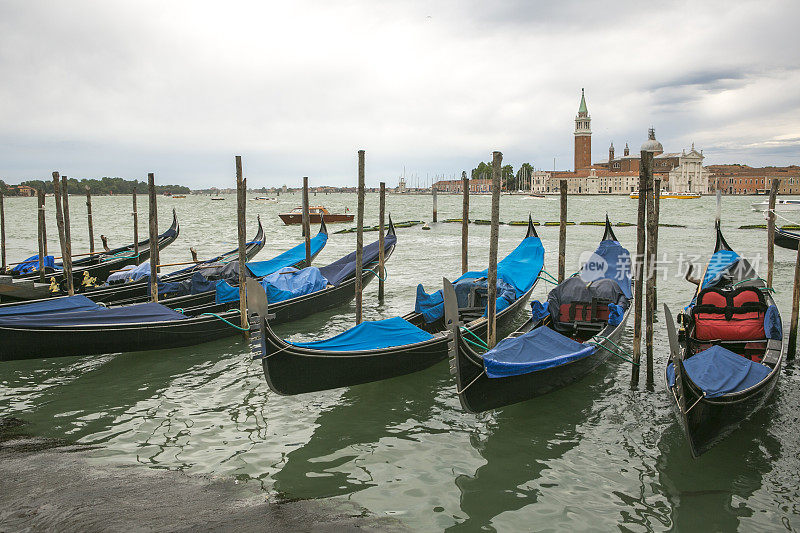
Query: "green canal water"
1 192 799 531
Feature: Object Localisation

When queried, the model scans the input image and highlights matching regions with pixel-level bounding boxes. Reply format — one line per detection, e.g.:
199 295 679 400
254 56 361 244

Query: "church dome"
640 127 663 152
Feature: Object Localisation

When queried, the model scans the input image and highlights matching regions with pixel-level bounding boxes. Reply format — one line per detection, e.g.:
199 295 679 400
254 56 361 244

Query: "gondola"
448 216 632 413
258 217 544 395
0 210 181 302
0 221 373 362
664 222 783 458
774 227 800 250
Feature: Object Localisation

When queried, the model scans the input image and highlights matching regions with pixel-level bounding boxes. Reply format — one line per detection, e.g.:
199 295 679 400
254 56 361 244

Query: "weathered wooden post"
631 151 653 386
355 150 365 324
37 190 46 282
236 156 248 336
789 244 800 359
558 180 567 282
432 186 438 223
0 191 5 273
132 186 140 265
52 172 74 295
653 179 661 310
85 186 95 254
487 151 502 348
302 176 311 266
148 173 158 302
462 171 469 274
378 181 386 301
61 175 75 295
645 174 657 388
767 179 780 288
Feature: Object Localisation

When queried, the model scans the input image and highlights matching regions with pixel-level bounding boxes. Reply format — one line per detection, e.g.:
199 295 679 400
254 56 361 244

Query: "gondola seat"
692 287 768 342
546 277 628 336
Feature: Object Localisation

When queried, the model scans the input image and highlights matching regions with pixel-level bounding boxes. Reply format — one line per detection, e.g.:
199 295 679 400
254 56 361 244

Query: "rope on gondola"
684 391 706 415
456 368 486 395
586 335 639 366
364 266 388 282
766 208 800 227
733 277 775 292
198 312 250 331
460 327 488 349
540 269 559 284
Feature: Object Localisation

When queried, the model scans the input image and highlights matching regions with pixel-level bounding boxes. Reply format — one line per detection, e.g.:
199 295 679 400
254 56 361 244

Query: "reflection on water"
1 193 799 530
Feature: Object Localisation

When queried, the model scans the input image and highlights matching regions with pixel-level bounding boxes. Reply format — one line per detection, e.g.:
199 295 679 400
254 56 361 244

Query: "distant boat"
751 199 800 212
211 197 225 201
252 196 278 202
522 194 547 199
630 191 701 199
172 195 186 199
278 206 354 225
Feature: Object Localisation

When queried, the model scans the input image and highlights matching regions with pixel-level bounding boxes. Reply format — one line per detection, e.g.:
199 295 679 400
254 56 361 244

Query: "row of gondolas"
0 212 786 458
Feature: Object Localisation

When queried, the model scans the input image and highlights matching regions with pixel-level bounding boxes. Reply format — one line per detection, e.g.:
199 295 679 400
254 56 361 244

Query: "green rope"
198 312 250 331
540 269 559 283
587 334 639 366
364 267 388 282
733 277 775 292
539 276 559 285
461 326 488 348
463 337 489 351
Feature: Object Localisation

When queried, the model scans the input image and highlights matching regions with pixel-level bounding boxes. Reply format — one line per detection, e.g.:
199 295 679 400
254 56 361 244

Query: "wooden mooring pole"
789 243 800 359
302 176 311 266
0 191 5 273
61 175 75 295
378 181 386 302
653 179 660 311
432 186 438 223
37 189 45 282
52 172 74 296
558 180 567 282
645 173 657 388
85 186 95 254
236 156 248 336
148 173 158 302
132 186 140 265
461 171 469 275
355 150 365 324
487 151 502 348
767 179 779 288
631 151 653 386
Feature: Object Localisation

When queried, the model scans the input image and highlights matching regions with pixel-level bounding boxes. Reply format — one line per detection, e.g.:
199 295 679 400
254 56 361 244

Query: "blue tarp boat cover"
165 240 261 279
318 233 397 286
666 345 771 398
0 302 187 327
765 305 782 340
482 326 596 378
545 277 629 330
106 261 151 284
0 295 102 317
579 240 632 299
10 255 57 275
246 231 328 278
415 236 545 323
291 316 434 351
156 271 217 297
216 267 329 305
702 250 740 289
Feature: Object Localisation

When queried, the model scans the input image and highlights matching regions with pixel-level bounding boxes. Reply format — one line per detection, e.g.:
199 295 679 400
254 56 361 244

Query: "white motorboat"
751 199 800 212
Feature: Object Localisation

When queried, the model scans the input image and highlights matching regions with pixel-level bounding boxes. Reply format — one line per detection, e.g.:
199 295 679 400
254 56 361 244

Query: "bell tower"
574 88 592 171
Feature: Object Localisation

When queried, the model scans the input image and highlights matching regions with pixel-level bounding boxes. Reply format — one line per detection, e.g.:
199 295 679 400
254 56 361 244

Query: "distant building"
432 178 492 193
15 185 36 197
707 165 800 194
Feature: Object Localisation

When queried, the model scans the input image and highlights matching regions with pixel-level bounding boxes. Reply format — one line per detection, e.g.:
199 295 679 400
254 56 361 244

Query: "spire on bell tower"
574 88 592 170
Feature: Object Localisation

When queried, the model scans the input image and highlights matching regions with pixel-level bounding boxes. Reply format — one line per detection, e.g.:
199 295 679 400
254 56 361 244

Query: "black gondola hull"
774 229 799 251
0 312 245 362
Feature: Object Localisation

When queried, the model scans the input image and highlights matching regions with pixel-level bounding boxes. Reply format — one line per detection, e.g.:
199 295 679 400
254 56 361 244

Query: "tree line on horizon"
0 177 190 196
471 162 534 190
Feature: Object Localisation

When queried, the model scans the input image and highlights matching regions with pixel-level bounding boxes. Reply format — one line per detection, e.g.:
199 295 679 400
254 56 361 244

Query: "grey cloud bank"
0 0 798 188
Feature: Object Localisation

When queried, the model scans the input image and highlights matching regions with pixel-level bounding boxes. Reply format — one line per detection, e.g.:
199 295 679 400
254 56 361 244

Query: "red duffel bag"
693 286 767 341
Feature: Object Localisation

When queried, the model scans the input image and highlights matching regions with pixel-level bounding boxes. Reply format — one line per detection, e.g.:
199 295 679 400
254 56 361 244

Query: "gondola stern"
602 214 618 242
388 214 396 237
714 221 733 252
318 215 328 237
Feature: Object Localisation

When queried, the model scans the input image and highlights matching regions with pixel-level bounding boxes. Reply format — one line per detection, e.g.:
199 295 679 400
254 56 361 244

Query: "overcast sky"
1 0 798 188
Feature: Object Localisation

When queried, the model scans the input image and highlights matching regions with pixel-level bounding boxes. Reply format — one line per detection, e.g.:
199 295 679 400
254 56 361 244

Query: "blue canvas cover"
0 295 102 317
246 230 328 278
482 326 596 378
608 303 625 326
0 302 187 327
261 267 328 303
215 279 241 304
531 300 550 322
318 233 397 287
765 305 782 340
415 276 517 323
106 261 151 284
10 255 56 275
156 271 217 297
291 316 434 351
666 345 771 398
579 240 632 299
702 250 740 289
415 236 545 323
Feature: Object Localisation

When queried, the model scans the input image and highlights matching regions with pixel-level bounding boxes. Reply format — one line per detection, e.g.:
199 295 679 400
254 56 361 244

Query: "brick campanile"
574 88 591 171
